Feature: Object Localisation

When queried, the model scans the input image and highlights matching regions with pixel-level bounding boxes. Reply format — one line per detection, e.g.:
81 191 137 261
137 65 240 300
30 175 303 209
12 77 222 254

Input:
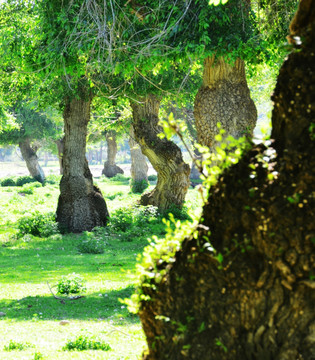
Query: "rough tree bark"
130 95 190 210
19 138 45 183
129 124 149 190
55 137 64 175
194 56 257 150
102 131 124 178
137 1 315 359
56 95 109 233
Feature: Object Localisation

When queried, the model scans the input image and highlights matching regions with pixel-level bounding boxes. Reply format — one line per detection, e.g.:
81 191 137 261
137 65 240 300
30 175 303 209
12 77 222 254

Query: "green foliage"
104 191 124 200
16 175 37 187
33 352 45 360
56 273 86 295
77 230 108 254
44 174 61 185
17 211 59 238
4 340 34 351
18 182 42 195
148 174 158 182
110 174 130 183
130 179 149 194
62 335 111 351
161 205 192 221
0 177 16 187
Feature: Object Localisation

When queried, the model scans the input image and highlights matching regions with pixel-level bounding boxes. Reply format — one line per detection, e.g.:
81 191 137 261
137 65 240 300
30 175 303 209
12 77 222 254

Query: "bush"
18 182 41 195
77 231 107 254
105 191 124 200
44 174 61 185
16 176 37 186
161 204 192 221
110 174 130 183
1 177 16 187
130 179 149 194
57 273 86 295
110 206 160 231
148 174 157 182
17 211 59 238
62 335 111 351
4 340 34 351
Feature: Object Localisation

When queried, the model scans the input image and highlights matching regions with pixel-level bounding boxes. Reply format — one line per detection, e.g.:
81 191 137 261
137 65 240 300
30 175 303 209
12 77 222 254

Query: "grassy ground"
0 174 202 359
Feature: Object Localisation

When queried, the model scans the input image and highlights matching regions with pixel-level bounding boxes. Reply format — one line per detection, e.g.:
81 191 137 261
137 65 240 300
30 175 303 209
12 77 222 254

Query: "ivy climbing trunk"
137 1 315 359
56 96 109 233
129 125 149 191
102 131 124 178
194 56 257 150
130 95 190 210
19 138 45 183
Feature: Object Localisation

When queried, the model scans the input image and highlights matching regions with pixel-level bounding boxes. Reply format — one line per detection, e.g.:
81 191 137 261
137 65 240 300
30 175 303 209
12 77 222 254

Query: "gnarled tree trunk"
194 56 257 150
130 95 190 210
102 131 124 178
56 96 109 233
137 1 315 359
55 137 64 175
129 124 149 192
19 138 45 183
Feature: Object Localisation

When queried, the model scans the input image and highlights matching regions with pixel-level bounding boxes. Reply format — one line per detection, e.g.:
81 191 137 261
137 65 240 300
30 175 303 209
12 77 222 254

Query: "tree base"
56 176 109 233
102 163 124 178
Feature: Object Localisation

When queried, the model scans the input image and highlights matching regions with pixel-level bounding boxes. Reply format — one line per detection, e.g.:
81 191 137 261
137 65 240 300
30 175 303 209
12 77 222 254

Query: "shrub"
62 335 111 351
44 174 61 185
4 340 34 351
110 174 130 183
57 273 86 295
105 191 124 200
161 204 192 221
130 179 149 194
18 182 41 195
34 352 45 360
148 174 157 182
77 231 107 254
1 177 16 187
17 211 59 238
109 207 134 232
16 175 37 186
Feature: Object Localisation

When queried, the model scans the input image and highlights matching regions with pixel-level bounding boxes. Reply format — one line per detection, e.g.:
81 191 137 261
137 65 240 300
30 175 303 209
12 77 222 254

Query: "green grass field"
0 174 202 359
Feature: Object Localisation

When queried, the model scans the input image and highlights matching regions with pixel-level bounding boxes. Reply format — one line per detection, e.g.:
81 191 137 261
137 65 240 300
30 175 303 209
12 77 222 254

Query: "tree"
0 101 61 183
132 0 315 358
102 131 124 178
129 124 149 193
130 95 191 210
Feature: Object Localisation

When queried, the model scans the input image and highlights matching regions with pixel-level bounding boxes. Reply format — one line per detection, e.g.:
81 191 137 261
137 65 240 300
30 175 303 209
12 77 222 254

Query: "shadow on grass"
0 286 138 324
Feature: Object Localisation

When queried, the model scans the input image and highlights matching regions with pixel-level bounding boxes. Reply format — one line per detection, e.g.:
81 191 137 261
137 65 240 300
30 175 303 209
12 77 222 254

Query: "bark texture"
102 131 124 178
19 138 45 183
194 56 257 150
129 125 149 191
56 96 109 233
130 95 190 210
138 2 315 359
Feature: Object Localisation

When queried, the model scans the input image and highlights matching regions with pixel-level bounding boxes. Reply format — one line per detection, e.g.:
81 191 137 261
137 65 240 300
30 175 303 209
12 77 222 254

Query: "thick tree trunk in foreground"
56 96 109 233
129 125 149 192
102 131 124 178
130 95 190 210
138 2 315 359
194 56 257 150
19 138 45 183
55 137 64 175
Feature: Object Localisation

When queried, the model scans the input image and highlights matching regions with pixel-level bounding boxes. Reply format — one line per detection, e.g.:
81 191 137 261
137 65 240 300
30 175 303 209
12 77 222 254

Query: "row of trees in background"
0 0 297 232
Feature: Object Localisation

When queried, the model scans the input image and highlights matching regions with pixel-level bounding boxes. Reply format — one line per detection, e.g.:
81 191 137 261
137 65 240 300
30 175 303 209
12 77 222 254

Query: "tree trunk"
102 131 124 178
56 96 109 233
130 95 190 210
194 56 257 150
19 138 45 183
137 2 315 359
129 125 149 192
55 137 64 175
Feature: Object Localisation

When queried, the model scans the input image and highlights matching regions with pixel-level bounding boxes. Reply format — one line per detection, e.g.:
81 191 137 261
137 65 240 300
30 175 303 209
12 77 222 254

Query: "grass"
0 174 202 359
